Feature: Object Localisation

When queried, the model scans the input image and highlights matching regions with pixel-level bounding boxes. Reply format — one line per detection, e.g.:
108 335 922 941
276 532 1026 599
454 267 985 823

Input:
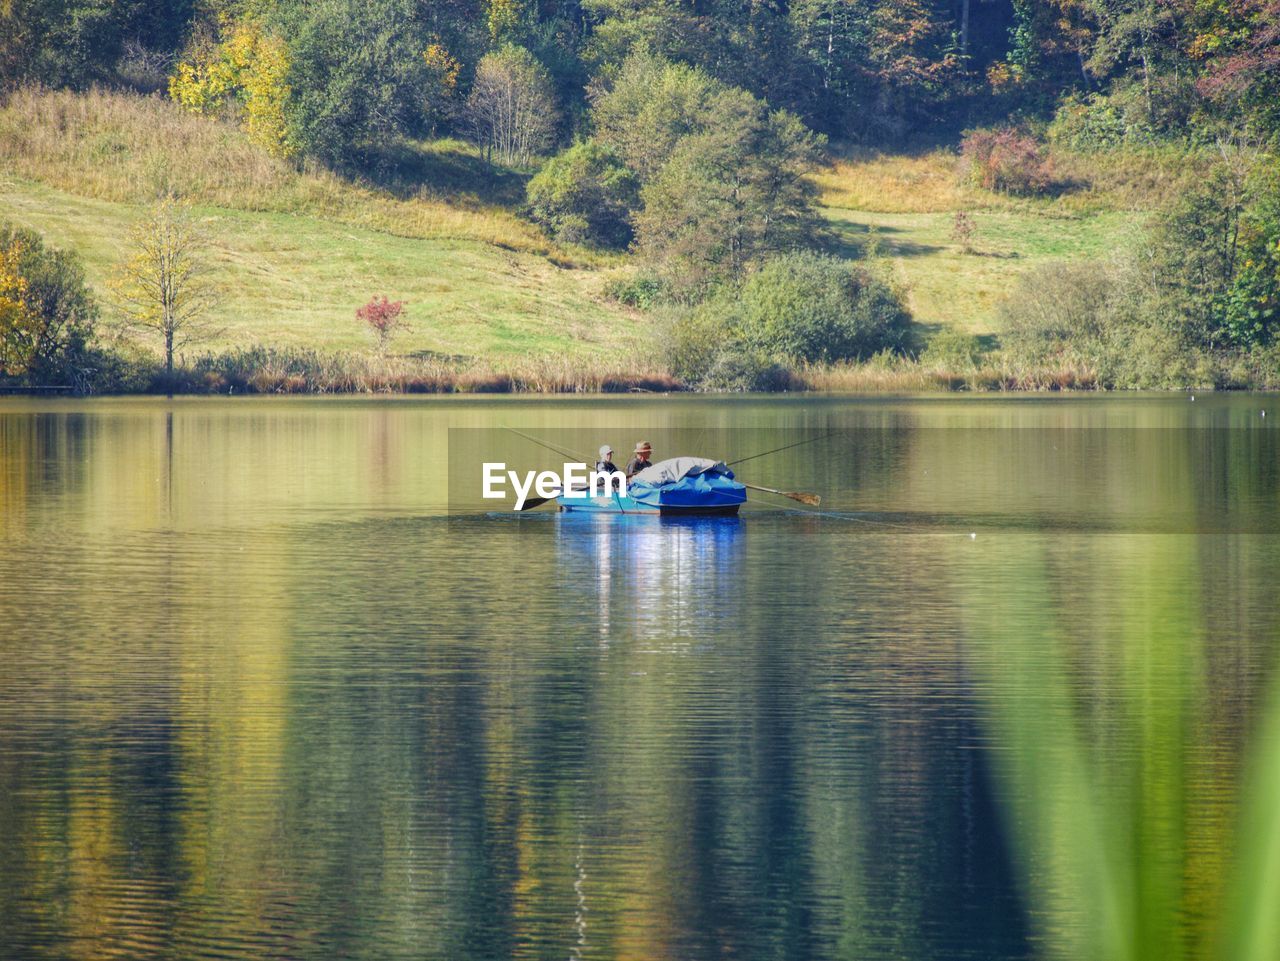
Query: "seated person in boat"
626 441 653 478
596 445 621 474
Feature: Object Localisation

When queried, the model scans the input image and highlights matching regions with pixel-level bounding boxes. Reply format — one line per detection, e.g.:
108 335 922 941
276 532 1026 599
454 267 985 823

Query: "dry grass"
796 359 1102 392
170 347 681 395
0 86 596 260
815 142 1197 216
814 149 985 214
1049 146 1208 213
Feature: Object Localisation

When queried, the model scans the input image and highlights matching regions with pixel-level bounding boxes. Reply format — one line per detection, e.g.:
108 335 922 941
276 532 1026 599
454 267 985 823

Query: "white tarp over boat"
630 457 729 486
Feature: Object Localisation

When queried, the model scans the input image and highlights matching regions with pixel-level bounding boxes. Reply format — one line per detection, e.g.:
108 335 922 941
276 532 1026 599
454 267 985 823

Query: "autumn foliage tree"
110 196 221 385
0 236 34 376
357 296 406 355
0 225 96 385
169 19 294 157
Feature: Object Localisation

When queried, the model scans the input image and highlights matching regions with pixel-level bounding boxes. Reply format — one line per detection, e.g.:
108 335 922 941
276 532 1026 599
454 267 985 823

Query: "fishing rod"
502 427 596 511
727 429 842 469
502 426 591 464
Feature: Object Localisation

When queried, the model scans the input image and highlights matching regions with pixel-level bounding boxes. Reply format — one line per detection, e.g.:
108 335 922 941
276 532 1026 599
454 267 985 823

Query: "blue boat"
558 457 747 515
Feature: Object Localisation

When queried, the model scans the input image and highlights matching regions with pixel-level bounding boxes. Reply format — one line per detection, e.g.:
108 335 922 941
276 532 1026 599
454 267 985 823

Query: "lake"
1 394 1278 961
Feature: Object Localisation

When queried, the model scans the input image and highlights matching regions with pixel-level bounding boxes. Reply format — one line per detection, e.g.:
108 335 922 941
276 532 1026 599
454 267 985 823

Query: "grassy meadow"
0 87 1189 388
0 88 644 366
814 148 1180 336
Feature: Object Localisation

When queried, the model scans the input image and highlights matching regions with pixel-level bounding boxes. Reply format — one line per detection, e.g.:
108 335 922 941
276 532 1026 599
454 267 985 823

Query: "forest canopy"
2 0 1278 161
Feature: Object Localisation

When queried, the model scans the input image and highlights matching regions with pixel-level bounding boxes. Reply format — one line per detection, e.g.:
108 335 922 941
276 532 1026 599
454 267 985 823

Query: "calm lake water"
1 394 1278 961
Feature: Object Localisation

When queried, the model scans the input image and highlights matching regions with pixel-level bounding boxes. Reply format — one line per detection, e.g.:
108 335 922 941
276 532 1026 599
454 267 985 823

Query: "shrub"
920 328 985 369
662 297 735 385
356 296 406 354
961 127 1055 195
1047 92 1149 152
733 252 912 363
662 300 795 390
662 252 912 389
1000 258 1196 388
606 273 663 308
951 211 975 253
700 350 795 391
526 140 638 248
0 223 97 387
82 341 161 394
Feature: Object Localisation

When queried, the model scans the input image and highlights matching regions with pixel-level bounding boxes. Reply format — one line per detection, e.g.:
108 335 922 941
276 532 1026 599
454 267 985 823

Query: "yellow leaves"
487 0 525 43
986 61 1023 90
0 239 40 376
423 42 461 96
168 21 296 159
0 238 27 308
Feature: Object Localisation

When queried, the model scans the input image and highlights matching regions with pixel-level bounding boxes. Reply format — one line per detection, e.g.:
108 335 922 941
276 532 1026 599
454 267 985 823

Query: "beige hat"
635 441 652 453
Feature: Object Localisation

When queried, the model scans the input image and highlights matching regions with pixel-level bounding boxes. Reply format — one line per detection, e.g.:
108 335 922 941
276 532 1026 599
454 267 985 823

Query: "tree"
169 19 295 158
525 140 639 248
1 0 196 89
280 0 432 167
0 224 96 385
357 295 406 355
1151 147 1280 349
1194 0 1280 137
633 86 825 298
464 45 558 166
421 38 463 134
589 53 721 182
0 234 36 375
110 196 220 384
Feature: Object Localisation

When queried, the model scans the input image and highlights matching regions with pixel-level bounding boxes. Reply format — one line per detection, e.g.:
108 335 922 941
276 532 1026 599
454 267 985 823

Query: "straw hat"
634 441 652 454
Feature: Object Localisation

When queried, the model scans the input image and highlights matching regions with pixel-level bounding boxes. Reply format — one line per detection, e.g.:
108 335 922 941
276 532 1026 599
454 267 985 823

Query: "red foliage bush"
961 127 1055 195
356 295 406 353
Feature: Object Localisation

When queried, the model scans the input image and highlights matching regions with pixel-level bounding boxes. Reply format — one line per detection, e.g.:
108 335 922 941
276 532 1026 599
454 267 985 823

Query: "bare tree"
464 45 557 166
110 195 221 385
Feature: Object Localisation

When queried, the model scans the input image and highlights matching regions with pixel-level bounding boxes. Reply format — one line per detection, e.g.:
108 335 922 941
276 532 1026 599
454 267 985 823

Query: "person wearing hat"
596 445 620 475
625 441 653 479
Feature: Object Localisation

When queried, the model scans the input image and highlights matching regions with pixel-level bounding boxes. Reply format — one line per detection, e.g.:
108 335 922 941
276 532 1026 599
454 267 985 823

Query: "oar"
517 484 600 511
516 491 566 511
740 482 821 507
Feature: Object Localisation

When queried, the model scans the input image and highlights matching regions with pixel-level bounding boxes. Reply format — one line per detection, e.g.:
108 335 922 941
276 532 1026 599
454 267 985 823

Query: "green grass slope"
1 88 1173 366
816 150 1175 336
824 206 1139 336
0 88 644 363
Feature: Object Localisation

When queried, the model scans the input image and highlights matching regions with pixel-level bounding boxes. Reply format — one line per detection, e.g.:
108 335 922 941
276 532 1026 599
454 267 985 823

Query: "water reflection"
556 515 745 648
0 396 1277 961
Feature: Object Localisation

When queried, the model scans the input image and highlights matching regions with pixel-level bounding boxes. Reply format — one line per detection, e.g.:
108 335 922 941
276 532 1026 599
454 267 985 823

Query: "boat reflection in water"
555 512 744 650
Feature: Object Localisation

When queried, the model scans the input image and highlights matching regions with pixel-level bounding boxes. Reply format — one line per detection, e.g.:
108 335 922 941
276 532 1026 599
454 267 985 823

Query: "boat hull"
556 460 747 515
557 490 745 515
